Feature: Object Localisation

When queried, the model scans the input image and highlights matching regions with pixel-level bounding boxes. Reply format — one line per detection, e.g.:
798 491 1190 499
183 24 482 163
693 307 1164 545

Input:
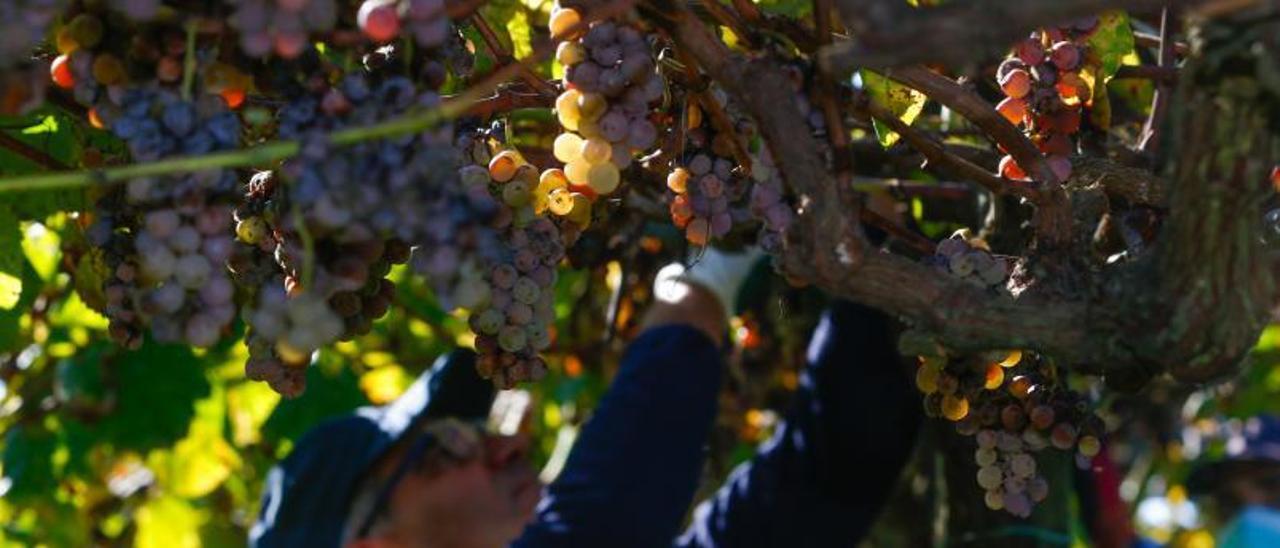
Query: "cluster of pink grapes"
995 18 1100 182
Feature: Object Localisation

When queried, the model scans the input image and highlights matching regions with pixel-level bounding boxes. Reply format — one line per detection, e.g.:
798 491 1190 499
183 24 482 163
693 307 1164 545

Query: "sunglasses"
352 390 533 538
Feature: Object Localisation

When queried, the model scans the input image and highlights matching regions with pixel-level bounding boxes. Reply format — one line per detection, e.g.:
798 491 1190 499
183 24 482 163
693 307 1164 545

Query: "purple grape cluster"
0 0 62 69
747 149 794 254
460 150 566 388
87 90 242 349
228 0 338 59
929 232 1009 290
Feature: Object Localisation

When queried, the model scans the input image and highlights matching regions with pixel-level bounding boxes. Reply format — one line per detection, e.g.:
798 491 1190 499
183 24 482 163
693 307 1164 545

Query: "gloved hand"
654 246 764 321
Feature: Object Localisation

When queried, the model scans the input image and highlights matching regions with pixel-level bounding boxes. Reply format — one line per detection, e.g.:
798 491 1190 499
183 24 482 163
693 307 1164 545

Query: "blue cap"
249 350 495 547
1188 415 1280 495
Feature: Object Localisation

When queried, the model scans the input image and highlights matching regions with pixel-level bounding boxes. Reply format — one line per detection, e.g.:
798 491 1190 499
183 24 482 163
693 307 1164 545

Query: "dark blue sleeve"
676 301 921 547
513 324 723 548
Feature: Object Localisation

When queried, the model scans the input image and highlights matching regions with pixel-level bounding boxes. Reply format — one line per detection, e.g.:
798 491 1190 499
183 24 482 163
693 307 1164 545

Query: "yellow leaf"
134 496 205 548
360 366 413 405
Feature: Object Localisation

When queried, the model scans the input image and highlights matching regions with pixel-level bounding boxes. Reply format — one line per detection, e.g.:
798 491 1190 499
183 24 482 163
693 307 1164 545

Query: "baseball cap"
249 349 496 547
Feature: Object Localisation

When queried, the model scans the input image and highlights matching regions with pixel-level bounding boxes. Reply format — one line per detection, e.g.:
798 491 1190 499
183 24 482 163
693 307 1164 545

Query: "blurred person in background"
1187 415 1280 547
249 245 922 547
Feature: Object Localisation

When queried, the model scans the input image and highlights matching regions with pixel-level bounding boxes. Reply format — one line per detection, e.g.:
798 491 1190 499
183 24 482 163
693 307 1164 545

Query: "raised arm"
677 300 922 547
514 281 726 547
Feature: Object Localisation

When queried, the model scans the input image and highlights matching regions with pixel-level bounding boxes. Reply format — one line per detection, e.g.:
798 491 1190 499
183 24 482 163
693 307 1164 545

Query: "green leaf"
94 341 212 452
1 424 59 502
0 207 21 309
262 363 367 445
1086 11 1136 80
860 70 928 148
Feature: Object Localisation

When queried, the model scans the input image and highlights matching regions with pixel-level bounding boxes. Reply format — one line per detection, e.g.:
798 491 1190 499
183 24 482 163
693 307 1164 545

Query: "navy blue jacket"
515 301 921 547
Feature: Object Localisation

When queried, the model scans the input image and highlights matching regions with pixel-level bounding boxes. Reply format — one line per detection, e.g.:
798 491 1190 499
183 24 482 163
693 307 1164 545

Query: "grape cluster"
995 18 1100 182
916 351 1105 517
466 151 566 388
86 90 242 348
243 285 344 397
547 9 664 198
663 94 756 245
356 0 451 48
928 231 1009 290
747 149 795 254
49 7 189 110
228 0 338 59
0 0 63 69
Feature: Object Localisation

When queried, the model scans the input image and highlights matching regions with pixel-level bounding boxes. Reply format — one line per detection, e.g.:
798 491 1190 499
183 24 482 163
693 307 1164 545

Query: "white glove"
654 247 764 320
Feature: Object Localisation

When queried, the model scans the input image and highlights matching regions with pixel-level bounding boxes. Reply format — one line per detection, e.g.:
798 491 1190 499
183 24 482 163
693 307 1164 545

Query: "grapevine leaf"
1108 51 1155 116
20 221 60 283
95 341 212 452
1086 11 1136 80
153 378 240 498
0 206 22 309
508 9 533 60
860 69 928 148
134 495 206 548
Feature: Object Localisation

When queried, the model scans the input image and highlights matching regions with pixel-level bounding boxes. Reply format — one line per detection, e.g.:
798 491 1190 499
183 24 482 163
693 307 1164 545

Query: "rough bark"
647 0 1279 385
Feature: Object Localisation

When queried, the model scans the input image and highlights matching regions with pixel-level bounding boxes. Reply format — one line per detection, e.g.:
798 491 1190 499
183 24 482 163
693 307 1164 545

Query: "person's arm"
514 281 726 548
676 300 922 547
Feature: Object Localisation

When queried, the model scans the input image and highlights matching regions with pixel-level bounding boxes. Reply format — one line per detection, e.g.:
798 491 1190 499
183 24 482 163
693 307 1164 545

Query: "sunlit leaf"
227 380 281 447
1087 11 1136 80
134 495 205 548
20 222 59 283
0 207 21 309
360 365 413 405
860 70 928 147
508 9 533 60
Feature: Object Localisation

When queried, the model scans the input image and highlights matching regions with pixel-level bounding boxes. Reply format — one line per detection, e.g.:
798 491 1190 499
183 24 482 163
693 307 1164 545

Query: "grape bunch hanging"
546 6 664 198
664 94 756 246
87 89 242 349
995 18 1100 183
915 235 1104 517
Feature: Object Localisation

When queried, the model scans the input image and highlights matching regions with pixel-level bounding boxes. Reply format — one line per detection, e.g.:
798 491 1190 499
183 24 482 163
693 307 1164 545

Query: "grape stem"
1137 7 1177 158
180 20 198 102
468 13 557 98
